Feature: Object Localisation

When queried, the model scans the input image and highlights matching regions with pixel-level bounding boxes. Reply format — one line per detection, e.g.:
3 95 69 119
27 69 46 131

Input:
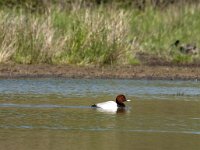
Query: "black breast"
117 103 125 107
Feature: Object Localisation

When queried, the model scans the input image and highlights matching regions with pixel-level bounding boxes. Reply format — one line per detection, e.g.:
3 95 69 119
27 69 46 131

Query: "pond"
0 79 200 150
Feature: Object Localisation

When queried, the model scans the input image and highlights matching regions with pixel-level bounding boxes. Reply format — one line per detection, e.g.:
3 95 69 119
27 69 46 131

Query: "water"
0 79 200 150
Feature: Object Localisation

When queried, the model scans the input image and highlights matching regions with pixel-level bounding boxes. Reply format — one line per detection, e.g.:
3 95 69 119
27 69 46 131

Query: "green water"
0 79 200 150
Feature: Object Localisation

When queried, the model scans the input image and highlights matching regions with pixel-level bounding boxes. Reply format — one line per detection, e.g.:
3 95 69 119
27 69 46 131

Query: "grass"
0 3 200 65
132 5 200 63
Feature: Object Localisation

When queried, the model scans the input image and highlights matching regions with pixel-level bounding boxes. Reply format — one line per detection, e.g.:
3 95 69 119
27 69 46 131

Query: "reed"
0 3 200 65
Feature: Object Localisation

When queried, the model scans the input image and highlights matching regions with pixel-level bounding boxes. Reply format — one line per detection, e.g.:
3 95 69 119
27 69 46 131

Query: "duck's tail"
91 104 97 108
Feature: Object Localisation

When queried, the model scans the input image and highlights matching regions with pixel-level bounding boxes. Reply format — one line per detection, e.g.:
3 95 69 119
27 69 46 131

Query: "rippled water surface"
0 79 200 150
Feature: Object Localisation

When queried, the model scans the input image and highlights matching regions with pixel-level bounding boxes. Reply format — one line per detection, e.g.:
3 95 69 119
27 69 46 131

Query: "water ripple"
0 125 199 135
0 103 91 109
0 79 200 97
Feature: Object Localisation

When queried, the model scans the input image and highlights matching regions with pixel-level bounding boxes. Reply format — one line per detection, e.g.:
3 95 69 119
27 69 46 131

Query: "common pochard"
91 94 131 110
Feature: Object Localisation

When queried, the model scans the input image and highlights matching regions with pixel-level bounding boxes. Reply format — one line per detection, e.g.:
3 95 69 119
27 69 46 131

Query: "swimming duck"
91 94 131 110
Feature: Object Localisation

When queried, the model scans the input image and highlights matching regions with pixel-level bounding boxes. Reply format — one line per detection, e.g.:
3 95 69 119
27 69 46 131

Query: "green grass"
131 6 200 63
0 3 200 65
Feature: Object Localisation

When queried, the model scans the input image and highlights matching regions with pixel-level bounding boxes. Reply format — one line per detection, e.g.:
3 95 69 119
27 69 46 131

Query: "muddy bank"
0 64 200 80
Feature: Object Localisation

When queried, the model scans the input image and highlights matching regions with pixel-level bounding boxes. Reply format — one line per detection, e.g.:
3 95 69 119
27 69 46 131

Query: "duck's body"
173 40 198 55
92 101 118 109
91 95 130 110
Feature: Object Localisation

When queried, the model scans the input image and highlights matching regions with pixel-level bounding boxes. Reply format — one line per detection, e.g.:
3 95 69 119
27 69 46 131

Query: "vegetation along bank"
0 0 200 66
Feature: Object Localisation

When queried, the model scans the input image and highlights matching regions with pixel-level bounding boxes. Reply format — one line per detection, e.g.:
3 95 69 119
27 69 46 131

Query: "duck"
91 94 131 110
173 40 198 55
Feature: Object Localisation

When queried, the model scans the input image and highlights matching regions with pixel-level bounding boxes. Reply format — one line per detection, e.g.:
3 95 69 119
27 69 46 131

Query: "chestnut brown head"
116 94 131 107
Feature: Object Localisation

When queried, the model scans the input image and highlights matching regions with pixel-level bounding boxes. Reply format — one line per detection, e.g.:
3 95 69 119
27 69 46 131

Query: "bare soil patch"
0 64 200 80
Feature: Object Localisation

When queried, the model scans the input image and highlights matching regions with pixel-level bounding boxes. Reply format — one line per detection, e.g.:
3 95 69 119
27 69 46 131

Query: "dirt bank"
0 64 200 80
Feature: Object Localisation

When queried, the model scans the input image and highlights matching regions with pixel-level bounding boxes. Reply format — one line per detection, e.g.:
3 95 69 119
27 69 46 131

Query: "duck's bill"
126 99 131 102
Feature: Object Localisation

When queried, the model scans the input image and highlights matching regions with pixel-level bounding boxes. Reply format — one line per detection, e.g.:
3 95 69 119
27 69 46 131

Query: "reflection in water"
95 107 129 114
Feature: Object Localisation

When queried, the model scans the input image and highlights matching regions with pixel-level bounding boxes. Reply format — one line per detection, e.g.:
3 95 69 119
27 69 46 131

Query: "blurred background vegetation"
0 0 200 65
0 0 200 10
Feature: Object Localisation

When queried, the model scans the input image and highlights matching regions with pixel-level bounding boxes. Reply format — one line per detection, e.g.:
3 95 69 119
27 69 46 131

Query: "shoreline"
0 64 200 80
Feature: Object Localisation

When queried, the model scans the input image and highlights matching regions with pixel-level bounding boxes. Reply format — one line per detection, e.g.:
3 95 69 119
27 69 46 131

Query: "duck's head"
116 94 131 107
174 40 180 47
